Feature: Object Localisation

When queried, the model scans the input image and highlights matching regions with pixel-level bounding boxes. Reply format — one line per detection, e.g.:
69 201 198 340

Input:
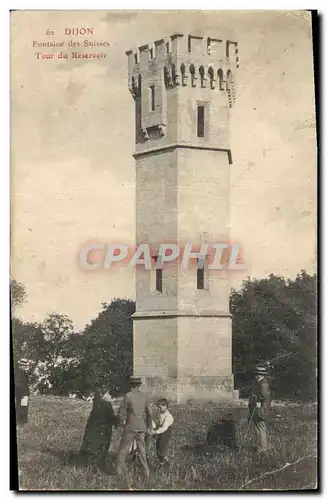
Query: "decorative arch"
137 74 142 94
217 69 224 90
164 66 170 88
199 65 205 88
190 63 196 87
226 69 233 88
208 66 215 89
180 63 187 86
171 63 179 85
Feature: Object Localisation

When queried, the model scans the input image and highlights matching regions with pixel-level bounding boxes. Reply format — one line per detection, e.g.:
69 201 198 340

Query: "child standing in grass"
151 398 174 465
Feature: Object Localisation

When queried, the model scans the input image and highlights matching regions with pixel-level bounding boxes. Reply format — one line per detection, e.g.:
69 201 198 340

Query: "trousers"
156 427 172 462
16 401 28 425
116 429 149 479
253 420 268 452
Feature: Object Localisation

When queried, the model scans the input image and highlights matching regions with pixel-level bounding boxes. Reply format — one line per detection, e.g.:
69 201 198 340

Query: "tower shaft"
126 33 239 402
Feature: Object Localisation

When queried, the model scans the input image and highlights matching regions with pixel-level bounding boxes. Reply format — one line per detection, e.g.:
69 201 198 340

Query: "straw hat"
254 365 268 375
129 375 142 385
18 358 29 367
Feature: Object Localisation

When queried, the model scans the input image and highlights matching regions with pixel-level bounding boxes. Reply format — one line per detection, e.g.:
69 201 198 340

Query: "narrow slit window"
188 35 192 53
149 85 155 111
197 267 204 290
149 47 154 60
207 38 211 55
156 268 163 293
166 42 170 54
197 105 205 138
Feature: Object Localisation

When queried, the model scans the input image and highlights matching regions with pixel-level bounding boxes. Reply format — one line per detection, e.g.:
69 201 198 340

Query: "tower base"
141 375 238 404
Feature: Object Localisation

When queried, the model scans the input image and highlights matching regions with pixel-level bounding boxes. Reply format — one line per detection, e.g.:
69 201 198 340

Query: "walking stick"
242 406 255 449
133 455 136 478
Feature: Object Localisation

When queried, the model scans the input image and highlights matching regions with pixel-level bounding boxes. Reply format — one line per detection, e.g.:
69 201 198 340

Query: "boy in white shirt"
150 398 174 465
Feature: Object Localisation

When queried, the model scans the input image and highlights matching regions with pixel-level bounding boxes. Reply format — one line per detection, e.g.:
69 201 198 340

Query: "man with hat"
248 365 271 454
116 375 153 481
15 358 30 425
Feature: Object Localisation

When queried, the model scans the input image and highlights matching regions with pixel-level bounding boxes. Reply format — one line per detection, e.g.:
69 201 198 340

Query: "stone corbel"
200 76 207 88
164 71 173 88
169 67 175 87
142 128 149 140
158 124 166 137
174 72 180 86
182 73 188 86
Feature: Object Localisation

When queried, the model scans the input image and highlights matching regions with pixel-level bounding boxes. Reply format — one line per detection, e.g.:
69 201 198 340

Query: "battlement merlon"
125 33 239 87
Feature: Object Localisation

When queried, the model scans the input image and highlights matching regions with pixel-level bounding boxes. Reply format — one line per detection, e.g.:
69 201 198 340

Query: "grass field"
15 395 317 491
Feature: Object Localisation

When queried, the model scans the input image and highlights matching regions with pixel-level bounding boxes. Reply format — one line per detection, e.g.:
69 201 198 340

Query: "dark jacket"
15 366 29 403
80 395 118 455
249 377 271 421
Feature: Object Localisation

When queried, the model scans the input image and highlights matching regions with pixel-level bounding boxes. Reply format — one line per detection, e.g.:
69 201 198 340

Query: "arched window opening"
149 85 155 111
199 66 205 88
217 69 224 90
181 63 186 86
197 105 205 138
164 66 170 88
207 38 211 55
156 269 163 293
149 44 156 60
196 257 206 289
190 64 196 87
208 67 215 89
152 255 163 293
226 69 233 88
137 74 142 95
171 64 176 85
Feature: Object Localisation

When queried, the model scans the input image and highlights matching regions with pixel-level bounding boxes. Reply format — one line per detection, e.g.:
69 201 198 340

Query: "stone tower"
126 33 239 403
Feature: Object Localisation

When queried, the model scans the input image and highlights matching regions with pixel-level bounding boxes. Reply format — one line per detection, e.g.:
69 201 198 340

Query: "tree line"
11 270 317 401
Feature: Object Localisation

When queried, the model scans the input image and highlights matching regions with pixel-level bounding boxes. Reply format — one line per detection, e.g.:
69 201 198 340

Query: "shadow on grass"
182 442 241 456
39 447 118 475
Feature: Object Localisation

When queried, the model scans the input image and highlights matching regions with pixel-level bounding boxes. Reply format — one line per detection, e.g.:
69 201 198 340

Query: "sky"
11 10 317 330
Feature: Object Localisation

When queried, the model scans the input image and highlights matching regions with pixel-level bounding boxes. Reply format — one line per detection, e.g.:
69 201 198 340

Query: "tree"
231 271 317 401
11 280 27 311
76 298 135 398
34 313 78 395
12 317 45 363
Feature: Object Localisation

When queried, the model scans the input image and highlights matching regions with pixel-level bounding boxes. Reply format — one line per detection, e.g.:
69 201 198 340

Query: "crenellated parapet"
163 62 236 108
126 33 239 107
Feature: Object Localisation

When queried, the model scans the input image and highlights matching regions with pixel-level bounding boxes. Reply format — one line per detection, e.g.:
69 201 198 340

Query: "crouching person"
80 388 119 469
150 398 174 466
206 413 239 451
